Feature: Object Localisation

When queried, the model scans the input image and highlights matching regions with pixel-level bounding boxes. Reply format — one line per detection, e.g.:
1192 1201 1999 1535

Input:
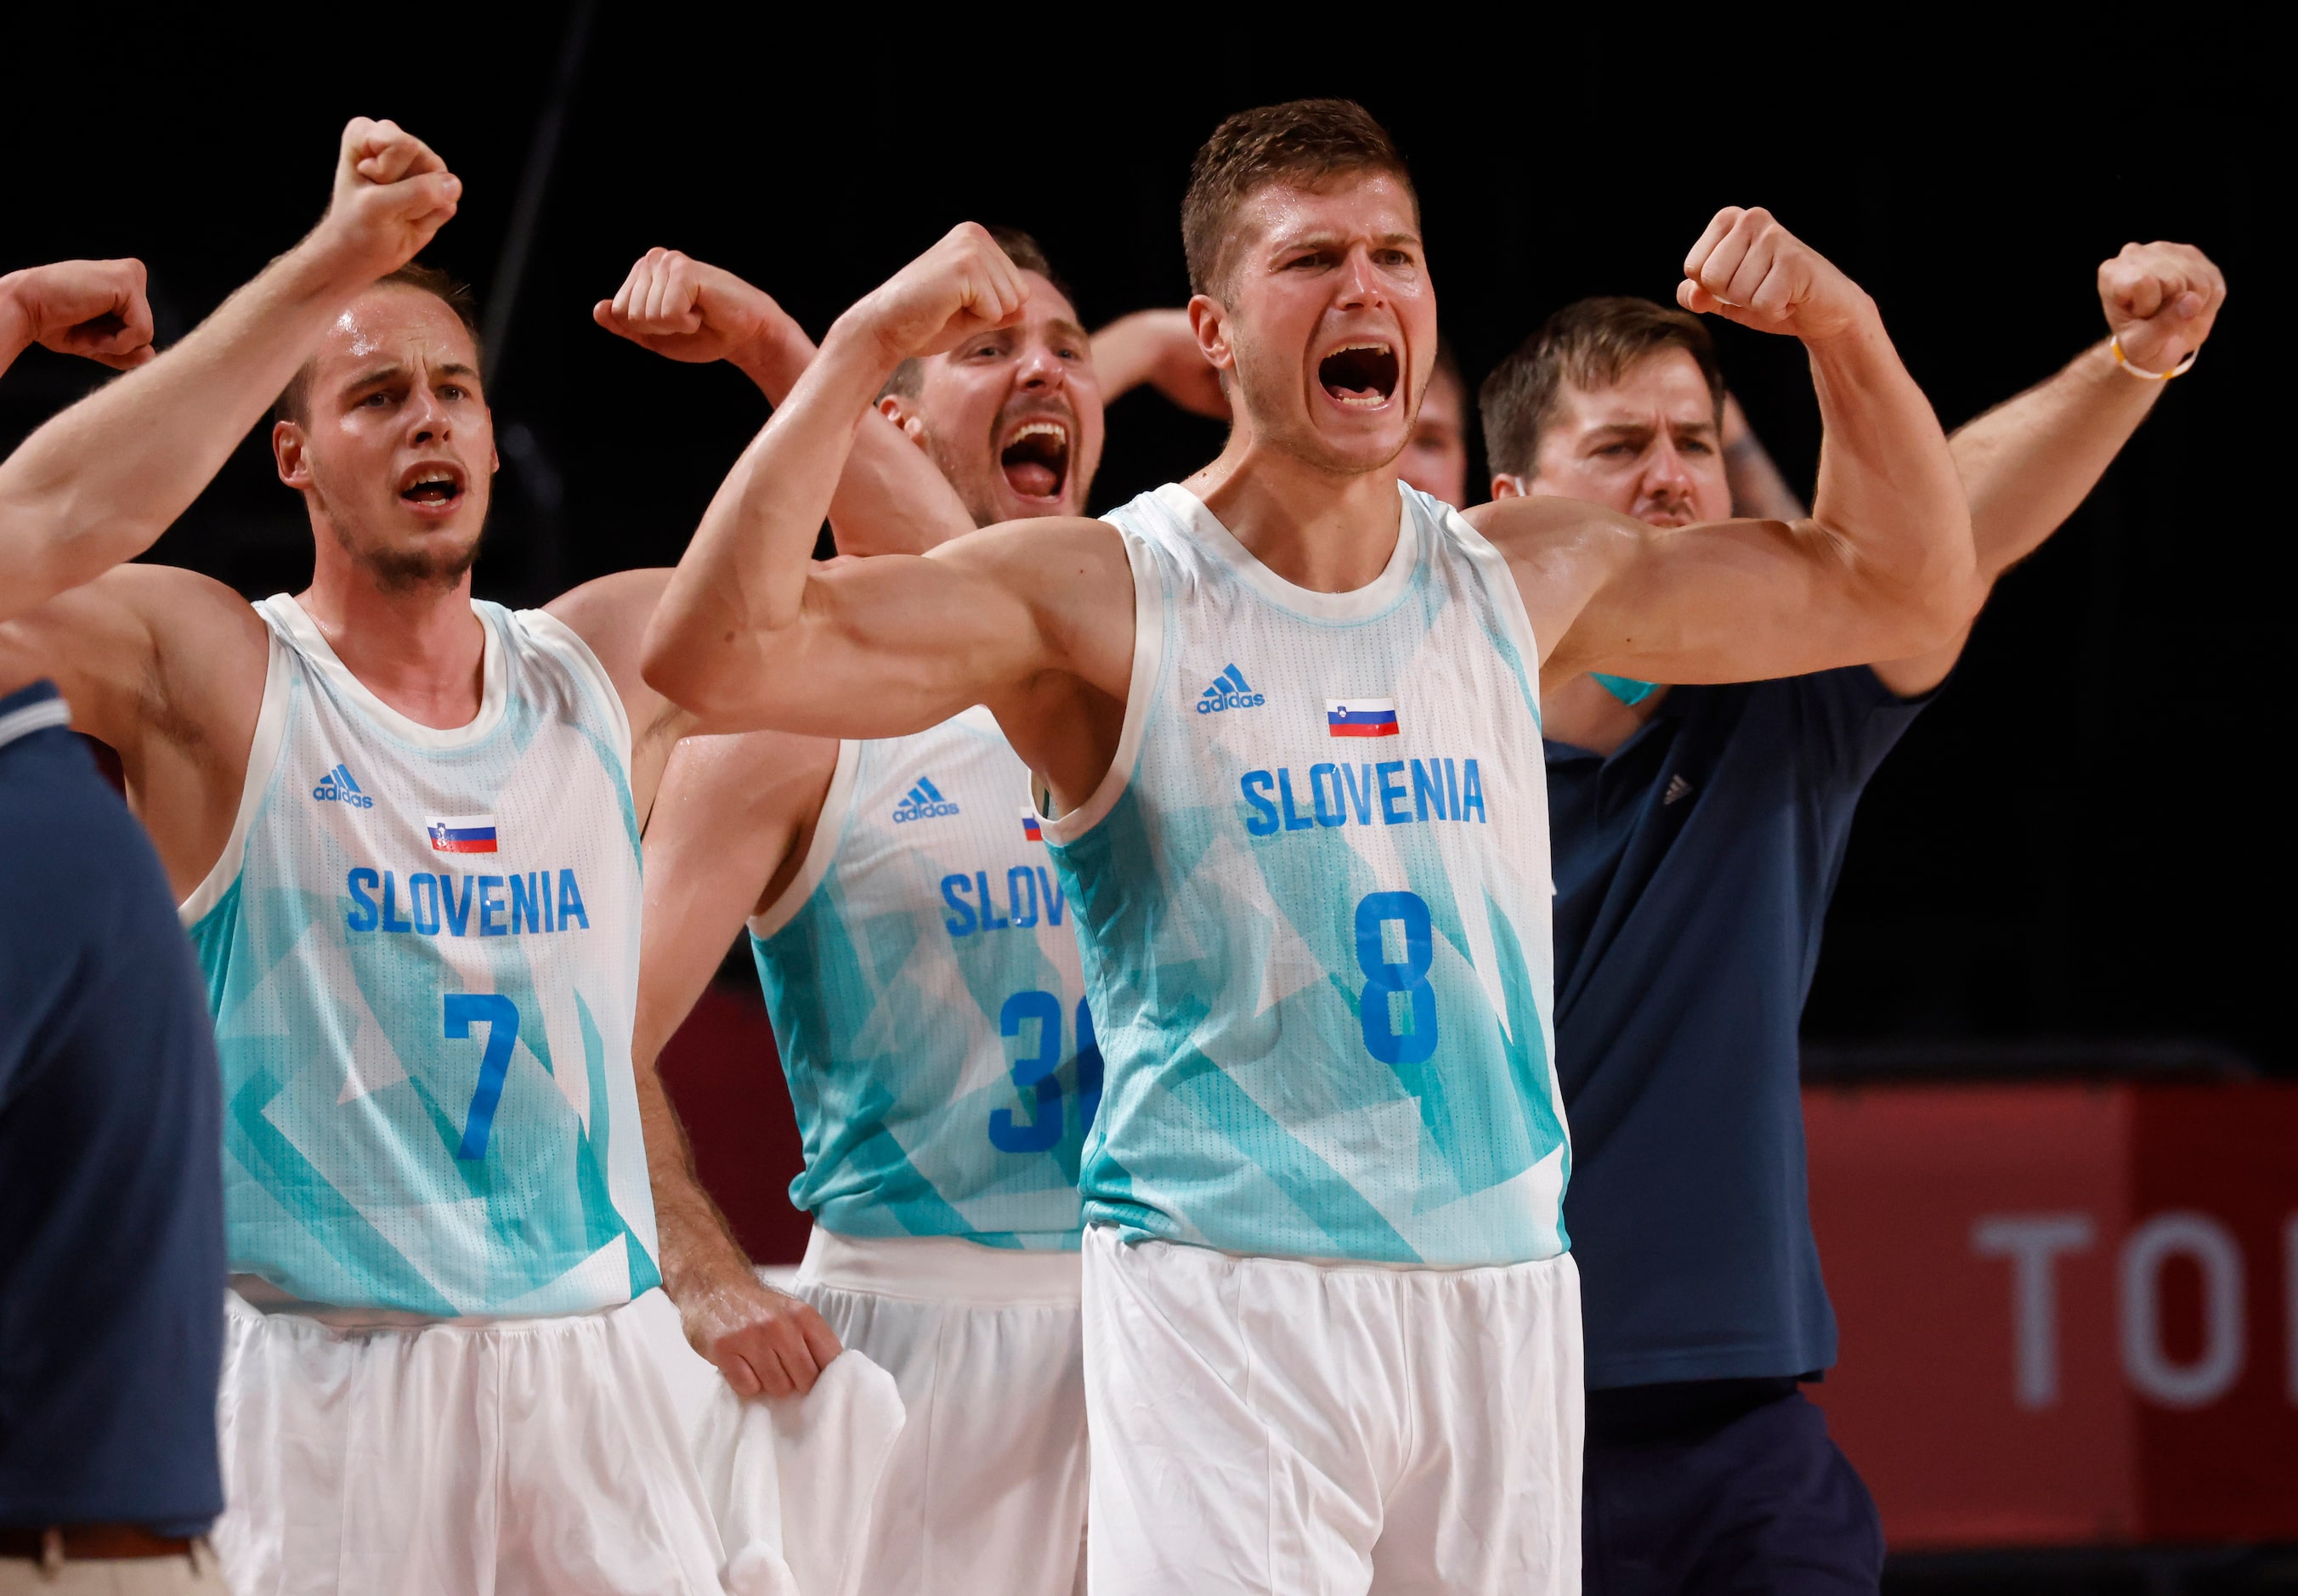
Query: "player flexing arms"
597 229 1102 1596
0 121 889 1596
1480 246 2223 1594
638 100 1978 1594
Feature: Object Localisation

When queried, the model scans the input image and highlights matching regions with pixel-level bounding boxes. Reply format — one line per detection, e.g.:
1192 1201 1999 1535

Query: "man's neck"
1187 427 1403 595
298 546 488 732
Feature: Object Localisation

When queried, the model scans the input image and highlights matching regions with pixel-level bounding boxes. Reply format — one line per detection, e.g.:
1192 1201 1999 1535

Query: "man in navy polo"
1479 242 2225 1593
0 260 227 1586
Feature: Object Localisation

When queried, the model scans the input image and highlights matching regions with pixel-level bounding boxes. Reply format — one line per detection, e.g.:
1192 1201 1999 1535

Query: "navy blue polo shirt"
0 681 224 1534
1549 666 1931 1390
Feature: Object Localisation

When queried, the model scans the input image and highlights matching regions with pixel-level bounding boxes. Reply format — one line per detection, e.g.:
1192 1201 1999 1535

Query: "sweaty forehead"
312 286 479 376
1557 348 1718 432
1238 171 1420 258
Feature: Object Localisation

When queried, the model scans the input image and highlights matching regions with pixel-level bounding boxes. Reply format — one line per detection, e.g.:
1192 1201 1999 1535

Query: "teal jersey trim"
1591 672 1660 706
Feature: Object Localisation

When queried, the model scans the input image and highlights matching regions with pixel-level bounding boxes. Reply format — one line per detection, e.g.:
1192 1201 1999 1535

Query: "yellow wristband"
2111 336 2199 381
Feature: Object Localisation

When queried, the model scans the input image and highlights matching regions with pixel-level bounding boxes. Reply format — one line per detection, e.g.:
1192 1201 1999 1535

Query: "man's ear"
1186 293 1235 376
1490 474 1526 501
274 419 311 490
877 394 931 450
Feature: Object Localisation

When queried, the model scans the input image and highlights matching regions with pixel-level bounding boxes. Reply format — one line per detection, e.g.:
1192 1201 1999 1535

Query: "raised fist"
0 258 156 369
593 248 797 368
835 223 1029 368
307 117 462 286
2097 241 2225 375
1678 207 1869 343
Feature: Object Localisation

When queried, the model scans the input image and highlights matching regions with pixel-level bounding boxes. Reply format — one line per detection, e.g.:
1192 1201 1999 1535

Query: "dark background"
3 16 2279 1069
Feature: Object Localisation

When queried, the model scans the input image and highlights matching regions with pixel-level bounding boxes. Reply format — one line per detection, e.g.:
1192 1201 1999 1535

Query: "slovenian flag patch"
1021 810 1044 842
426 814 500 854
1326 698 1400 738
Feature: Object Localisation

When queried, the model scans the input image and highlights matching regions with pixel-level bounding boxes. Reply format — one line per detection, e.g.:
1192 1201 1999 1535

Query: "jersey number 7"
446 993 522 1161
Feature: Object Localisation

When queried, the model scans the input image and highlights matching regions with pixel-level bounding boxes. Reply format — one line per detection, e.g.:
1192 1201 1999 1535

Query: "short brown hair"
1478 297 1724 481
273 261 483 425
880 225 1071 401
1181 99 1415 298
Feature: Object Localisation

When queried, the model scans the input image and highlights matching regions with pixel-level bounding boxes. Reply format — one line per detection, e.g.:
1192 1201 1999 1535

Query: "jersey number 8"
1356 891 1438 1064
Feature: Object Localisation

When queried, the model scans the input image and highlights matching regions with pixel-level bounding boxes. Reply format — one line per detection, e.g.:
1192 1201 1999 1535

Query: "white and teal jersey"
181 595 659 1316
750 707 1091 1250
1044 484 1568 1267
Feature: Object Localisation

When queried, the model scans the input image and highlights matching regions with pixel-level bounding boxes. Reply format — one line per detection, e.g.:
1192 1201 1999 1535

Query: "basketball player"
638 98 1982 1594
599 228 1101 1595
0 120 895 1596
1478 244 2223 1594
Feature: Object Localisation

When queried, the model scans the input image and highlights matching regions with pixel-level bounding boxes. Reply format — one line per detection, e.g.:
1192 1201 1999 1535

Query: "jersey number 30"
991 993 1102 1152
1356 891 1438 1064
445 993 521 1161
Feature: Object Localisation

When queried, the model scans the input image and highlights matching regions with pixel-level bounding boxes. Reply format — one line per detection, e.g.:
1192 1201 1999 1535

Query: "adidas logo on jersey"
1197 664 1265 714
310 761 375 808
891 775 959 823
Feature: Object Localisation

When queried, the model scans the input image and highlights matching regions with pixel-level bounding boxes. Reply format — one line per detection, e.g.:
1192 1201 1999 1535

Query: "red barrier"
1804 1082 2298 1549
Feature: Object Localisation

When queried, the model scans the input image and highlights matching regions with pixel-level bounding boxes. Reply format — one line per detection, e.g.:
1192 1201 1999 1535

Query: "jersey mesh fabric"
752 709 1091 1249
184 596 659 1316
1046 484 1567 1266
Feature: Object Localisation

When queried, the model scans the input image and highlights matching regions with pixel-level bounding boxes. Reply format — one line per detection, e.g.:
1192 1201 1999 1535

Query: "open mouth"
398 463 467 512
1318 342 1399 407
999 419 1071 501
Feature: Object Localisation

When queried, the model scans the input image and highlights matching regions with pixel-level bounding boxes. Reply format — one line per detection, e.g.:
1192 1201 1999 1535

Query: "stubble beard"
329 512 486 596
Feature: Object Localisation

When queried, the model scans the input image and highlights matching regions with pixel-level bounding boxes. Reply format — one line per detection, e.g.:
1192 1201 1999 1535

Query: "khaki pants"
0 1542 226 1593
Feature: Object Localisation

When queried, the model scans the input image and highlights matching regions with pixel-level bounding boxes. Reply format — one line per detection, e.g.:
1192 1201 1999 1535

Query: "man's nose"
1014 342 1067 392
1334 247 1385 310
404 380 451 443
1643 439 1694 498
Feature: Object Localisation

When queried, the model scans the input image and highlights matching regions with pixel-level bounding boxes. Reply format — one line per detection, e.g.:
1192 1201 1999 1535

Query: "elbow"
638 612 733 722
1876 557 1986 660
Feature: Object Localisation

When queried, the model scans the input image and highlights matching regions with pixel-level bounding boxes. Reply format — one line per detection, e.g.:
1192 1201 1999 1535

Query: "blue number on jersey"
446 993 522 1160
991 990 1064 1152
988 992 1104 1152
1355 891 1438 1064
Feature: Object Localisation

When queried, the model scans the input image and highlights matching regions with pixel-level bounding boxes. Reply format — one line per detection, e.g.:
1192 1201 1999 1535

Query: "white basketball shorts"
1081 1226 1583 1596
215 1285 903 1596
794 1228 1090 1596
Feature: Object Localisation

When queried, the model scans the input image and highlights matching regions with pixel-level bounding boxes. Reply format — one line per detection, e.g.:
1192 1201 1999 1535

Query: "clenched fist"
833 222 1030 369
678 1265 844 1400
1678 207 1871 344
0 258 156 369
2098 241 2225 375
593 248 800 370
305 117 462 286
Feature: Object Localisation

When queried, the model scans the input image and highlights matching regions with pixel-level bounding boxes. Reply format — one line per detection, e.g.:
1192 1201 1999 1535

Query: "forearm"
1950 339 2157 581
1091 312 1164 402
637 1059 758 1298
0 243 350 618
645 320 897 710
728 328 972 556
827 415 976 554
1804 308 1977 630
